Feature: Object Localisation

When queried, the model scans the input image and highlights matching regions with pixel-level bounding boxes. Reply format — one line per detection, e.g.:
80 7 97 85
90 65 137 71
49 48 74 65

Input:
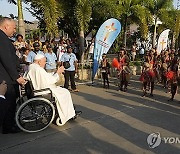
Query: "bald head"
0 17 16 37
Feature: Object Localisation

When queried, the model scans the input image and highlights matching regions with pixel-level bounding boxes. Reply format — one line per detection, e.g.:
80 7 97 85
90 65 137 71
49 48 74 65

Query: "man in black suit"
0 17 26 134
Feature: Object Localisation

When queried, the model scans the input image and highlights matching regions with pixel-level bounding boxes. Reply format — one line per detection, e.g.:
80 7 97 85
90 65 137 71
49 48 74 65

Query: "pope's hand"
57 66 65 74
0 81 7 96
16 76 26 85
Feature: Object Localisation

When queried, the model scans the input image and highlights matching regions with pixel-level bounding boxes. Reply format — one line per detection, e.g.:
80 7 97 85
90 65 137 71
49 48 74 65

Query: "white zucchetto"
34 54 45 60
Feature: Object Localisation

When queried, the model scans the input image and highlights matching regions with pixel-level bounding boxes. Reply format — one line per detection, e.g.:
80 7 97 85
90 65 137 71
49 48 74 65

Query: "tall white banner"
157 29 170 54
92 18 121 80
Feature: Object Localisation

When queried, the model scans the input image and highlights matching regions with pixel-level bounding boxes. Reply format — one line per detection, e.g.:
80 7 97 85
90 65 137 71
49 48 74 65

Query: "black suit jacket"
0 97 6 103
0 30 20 84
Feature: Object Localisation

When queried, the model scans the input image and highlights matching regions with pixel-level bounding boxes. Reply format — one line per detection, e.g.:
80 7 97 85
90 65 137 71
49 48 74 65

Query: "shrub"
129 61 141 66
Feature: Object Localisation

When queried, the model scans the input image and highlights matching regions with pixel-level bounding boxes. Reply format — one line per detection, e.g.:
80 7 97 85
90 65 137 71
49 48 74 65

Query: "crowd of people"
12 29 81 92
140 48 180 101
9 21 180 103
0 16 179 134
108 46 180 101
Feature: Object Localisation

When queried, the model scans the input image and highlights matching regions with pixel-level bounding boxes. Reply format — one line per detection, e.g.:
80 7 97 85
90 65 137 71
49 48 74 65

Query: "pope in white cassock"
24 54 78 125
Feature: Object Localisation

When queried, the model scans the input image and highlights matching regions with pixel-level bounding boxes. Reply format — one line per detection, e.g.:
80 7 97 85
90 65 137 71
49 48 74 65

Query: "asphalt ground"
0 76 179 154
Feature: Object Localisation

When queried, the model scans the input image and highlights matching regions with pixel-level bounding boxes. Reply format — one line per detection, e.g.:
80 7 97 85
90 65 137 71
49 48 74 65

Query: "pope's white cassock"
25 63 76 125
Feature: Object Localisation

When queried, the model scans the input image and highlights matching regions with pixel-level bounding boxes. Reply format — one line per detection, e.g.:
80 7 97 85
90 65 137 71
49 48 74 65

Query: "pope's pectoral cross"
104 23 117 41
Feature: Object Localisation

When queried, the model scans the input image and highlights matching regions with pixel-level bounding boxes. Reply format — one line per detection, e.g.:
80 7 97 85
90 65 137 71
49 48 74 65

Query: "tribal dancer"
167 56 178 101
117 49 131 92
141 50 156 97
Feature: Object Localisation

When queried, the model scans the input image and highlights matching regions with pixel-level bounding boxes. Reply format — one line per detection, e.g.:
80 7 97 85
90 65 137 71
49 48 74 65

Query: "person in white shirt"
25 54 81 125
87 38 95 64
57 39 66 64
45 44 57 73
139 45 145 61
131 42 137 61
26 42 44 64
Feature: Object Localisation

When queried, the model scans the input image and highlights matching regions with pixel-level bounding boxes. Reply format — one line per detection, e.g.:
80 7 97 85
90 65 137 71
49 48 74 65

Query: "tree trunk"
152 18 157 49
17 0 25 39
123 16 127 49
171 32 176 49
176 34 180 51
79 30 85 61
79 30 85 80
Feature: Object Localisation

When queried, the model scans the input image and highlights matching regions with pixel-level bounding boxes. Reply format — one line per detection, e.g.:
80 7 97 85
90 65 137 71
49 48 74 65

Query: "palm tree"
173 10 180 49
27 0 61 39
116 0 150 48
8 0 25 38
74 0 92 79
17 0 25 38
170 9 180 49
159 9 180 49
75 0 92 60
144 0 173 48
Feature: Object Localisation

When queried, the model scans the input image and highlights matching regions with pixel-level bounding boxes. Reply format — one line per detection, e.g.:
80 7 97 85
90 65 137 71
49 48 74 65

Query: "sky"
0 0 36 21
0 0 179 22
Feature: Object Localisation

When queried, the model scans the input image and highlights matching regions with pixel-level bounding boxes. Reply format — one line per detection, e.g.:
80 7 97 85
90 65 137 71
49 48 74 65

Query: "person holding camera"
60 45 79 92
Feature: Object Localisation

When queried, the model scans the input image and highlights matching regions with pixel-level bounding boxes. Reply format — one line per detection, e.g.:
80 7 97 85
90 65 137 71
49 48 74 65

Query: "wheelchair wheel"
16 98 55 133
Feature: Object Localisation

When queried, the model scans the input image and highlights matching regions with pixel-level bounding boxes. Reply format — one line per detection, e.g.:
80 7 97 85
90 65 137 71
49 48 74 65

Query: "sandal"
72 89 79 92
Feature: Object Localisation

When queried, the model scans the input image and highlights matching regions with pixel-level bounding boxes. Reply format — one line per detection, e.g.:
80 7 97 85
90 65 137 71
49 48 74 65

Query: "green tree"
26 0 63 39
173 10 180 49
8 0 25 38
75 0 92 59
114 0 150 48
159 9 180 49
144 0 173 48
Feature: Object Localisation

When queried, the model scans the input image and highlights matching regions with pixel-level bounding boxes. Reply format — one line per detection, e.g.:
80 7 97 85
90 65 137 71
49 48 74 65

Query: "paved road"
0 76 179 154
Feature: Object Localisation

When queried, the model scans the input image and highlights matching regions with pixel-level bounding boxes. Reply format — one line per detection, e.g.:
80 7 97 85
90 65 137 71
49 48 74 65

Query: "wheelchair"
15 81 63 133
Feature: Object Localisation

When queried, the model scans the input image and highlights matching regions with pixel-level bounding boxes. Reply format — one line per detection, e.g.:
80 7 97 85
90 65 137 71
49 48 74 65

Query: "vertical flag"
157 29 170 55
92 18 121 80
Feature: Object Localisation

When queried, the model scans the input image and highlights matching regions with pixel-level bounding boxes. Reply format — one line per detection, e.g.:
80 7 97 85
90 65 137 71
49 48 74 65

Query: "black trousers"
0 98 8 127
102 72 109 87
64 71 76 90
2 84 18 130
171 83 177 99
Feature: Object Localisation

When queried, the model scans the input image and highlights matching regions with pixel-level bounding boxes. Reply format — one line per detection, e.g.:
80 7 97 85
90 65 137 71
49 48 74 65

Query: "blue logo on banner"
92 18 121 80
